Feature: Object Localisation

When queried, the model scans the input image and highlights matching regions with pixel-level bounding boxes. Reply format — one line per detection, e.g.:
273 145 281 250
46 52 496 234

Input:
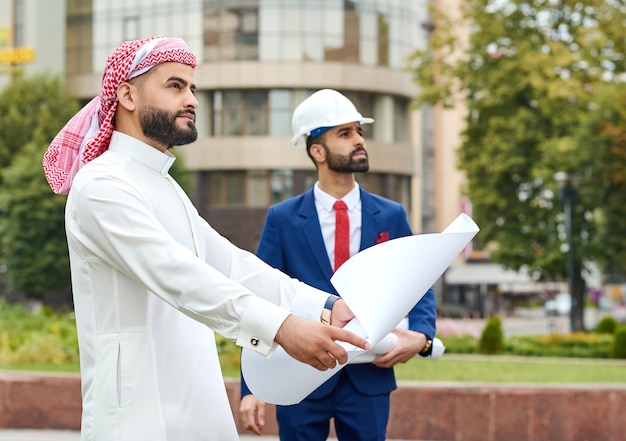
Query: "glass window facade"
66 0 93 75
13 0 25 46
270 169 293 204
89 0 203 74
200 169 410 209
421 105 436 233
268 89 292 136
356 173 411 210
203 0 428 69
207 88 408 142
203 2 259 61
204 170 247 206
211 90 269 136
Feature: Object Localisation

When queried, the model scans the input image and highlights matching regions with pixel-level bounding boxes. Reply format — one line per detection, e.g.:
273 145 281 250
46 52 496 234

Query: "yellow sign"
0 46 35 64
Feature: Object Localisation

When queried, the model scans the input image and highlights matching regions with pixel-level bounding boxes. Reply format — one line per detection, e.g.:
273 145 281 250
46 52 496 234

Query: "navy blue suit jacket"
242 187 436 399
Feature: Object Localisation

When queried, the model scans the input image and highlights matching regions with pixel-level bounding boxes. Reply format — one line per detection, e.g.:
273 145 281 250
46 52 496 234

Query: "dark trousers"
276 370 390 441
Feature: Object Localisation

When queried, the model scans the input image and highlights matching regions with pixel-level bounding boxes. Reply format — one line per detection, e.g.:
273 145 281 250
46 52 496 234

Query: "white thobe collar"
109 131 176 175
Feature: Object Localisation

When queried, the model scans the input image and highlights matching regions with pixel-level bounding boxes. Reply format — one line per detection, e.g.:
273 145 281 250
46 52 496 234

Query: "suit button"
250 337 260 346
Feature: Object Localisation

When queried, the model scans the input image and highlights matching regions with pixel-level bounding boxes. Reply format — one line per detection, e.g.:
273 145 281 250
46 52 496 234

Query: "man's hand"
240 394 266 436
372 329 427 368
329 299 354 327
275 315 370 371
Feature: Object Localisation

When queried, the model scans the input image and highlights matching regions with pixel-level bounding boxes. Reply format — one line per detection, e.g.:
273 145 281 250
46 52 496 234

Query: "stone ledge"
1 371 625 441
0 371 81 430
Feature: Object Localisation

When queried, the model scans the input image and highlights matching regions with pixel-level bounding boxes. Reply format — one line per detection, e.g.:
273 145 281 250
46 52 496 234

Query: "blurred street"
437 306 607 338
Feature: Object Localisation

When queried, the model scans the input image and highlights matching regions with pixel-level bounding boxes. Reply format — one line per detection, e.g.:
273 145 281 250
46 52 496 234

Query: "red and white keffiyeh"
43 37 197 194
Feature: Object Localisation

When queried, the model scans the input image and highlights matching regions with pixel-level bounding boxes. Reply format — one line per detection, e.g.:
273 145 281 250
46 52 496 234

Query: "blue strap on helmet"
310 126 334 139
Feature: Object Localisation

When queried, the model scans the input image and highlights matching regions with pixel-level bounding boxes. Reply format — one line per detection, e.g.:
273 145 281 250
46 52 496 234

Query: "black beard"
321 142 370 173
138 105 198 148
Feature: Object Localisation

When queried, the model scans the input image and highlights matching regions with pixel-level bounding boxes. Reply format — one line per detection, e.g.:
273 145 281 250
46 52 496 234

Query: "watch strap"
320 295 340 324
419 338 433 355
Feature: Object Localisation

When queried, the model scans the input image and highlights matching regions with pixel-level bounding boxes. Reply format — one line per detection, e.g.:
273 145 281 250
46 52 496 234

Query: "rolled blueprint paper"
242 213 478 405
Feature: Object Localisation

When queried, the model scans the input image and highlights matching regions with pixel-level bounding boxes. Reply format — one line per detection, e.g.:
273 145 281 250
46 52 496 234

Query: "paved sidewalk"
0 430 413 441
0 431 80 441
0 430 352 441
0 431 274 440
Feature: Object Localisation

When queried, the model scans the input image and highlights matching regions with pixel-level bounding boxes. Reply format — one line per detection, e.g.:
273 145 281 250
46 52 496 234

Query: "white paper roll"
350 321 446 364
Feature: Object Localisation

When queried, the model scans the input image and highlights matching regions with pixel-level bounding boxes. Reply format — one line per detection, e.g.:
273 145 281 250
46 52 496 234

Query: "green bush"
216 334 241 368
0 298 621 372
595 316 618 335
440 334 481 354
610 325 626 359
479 315 504 354
507 333 613 358
0 299 78 366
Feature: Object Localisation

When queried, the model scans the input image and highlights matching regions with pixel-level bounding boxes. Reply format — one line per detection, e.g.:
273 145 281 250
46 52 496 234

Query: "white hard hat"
291 89 374 147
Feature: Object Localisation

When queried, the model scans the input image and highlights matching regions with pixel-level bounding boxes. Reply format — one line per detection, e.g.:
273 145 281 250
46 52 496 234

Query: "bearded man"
43 38 368 441
240 89 437 441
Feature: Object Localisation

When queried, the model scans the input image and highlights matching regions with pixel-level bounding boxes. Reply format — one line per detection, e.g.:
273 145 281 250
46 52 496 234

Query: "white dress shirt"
65 132 329 441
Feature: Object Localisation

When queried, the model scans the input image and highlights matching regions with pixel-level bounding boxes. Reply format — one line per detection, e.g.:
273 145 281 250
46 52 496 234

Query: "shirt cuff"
236 297 290 357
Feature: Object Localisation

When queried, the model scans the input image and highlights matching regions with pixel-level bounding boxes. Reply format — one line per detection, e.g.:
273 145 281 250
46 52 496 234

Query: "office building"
1 0 470 251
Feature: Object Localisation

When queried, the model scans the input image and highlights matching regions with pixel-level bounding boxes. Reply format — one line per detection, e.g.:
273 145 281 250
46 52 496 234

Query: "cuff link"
250 337 260 346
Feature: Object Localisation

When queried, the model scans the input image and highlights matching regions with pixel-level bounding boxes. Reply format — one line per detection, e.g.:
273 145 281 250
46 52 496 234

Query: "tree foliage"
0 141 70 298
577 83 626 280
407 0 626 280
0 74 78 299
0 73 79 184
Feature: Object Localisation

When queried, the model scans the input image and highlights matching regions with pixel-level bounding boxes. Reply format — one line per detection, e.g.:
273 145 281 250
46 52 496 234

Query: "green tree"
407 0 626 331
576 83 626 281
0 73 79 181
0 74 79 301
169 148 192 195
0 141 69 299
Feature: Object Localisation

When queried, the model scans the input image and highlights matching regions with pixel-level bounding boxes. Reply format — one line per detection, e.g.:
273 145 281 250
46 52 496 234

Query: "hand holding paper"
242 213 479 405
274 314 370 371
352 318 446 364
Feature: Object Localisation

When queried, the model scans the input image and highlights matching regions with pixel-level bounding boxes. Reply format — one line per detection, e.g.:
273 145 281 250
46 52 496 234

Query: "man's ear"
309 143 326 164
117 82 137 111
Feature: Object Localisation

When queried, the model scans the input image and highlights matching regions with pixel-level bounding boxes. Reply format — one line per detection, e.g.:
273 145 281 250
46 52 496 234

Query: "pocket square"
375 231 390 244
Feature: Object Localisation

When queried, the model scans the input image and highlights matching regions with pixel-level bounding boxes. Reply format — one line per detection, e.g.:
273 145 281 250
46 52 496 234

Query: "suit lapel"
299 189 335 280
359 189 382 251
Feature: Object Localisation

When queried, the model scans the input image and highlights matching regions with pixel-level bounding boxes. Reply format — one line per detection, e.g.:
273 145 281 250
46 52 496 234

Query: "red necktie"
333 200 350 271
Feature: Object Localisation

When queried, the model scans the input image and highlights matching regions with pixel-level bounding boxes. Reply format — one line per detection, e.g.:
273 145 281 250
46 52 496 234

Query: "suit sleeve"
407 288 437 355
241 370 253 397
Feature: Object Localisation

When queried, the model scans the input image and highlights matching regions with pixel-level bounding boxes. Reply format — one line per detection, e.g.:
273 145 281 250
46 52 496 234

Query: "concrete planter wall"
1 372 625 441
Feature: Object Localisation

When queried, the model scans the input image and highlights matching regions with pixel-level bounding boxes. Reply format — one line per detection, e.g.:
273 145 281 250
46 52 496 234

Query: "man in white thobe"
43 37 368 441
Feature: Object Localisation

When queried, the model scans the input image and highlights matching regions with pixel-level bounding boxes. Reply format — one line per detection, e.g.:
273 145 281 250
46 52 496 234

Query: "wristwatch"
320 295 340 325
419 338 433 355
